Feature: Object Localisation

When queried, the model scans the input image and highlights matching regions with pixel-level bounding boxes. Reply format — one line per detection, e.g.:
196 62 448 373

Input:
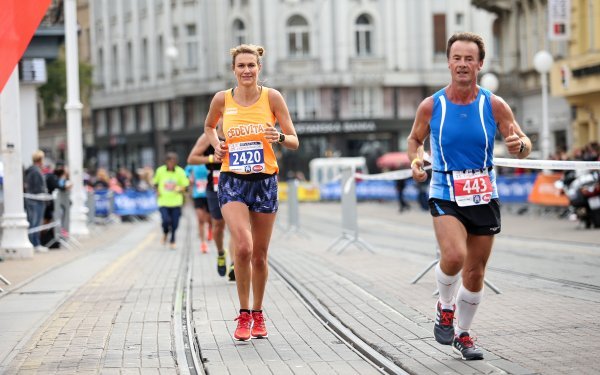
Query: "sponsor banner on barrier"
278 182 321 202
94 189 158 217
319 174 539 203
527 173 570 206
496 174 537 203
94 190 111 217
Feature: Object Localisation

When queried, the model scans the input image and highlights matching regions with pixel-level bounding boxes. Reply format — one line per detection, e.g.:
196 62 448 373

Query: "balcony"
277 58 320 76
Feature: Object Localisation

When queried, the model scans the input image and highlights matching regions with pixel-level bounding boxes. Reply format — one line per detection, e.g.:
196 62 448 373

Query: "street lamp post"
64 0 89 236
533 50 554 162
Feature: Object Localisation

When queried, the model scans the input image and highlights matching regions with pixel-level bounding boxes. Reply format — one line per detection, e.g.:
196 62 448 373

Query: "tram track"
174 213 205 375
269 257 409 375
175 209 404 374
174 204 598 374
296 210 600 293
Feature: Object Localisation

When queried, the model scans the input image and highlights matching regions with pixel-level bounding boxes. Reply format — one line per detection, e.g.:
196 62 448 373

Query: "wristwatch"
518 139 525 154
278 132 286 143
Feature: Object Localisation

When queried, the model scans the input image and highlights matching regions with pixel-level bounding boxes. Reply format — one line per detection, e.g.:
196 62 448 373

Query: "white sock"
455 285 483 336
435 263 460 310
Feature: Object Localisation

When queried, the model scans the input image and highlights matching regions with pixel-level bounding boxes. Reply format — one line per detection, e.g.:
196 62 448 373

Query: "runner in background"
185 163 211 254
153 153 189 250
407 32 531 360
187 126 232 278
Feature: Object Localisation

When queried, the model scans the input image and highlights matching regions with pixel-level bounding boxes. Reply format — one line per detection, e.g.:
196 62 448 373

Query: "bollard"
284 179 309 238
327 167 375 254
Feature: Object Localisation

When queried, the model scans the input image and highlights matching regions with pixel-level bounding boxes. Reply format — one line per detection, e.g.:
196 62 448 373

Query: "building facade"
90 0 494 177
550 0 600 148
36 0 95 166
472 0 572 157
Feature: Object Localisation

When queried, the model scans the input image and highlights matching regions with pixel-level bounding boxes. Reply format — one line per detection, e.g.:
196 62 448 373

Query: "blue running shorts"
218 172 279 214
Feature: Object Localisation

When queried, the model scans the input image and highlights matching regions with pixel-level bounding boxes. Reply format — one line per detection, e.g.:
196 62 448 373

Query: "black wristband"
518 140 525 154
278 133 285 143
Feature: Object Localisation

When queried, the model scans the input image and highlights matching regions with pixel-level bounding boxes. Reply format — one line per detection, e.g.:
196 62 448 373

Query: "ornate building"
472 0 572 156
90 0 494 176
550 0 600 148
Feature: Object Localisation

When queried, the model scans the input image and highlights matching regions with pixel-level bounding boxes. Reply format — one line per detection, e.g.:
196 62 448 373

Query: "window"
233 19 246 46
126 42 133 82
138 105 151 132
95 111 107 136
287 15 310 57
355 14 373 56
141 38 149 78
96 47 104 85
157 35 164 76
124 107 136 134
492 19 501 62
455 12 463 26
351 87 376 117
124 0 133 19
185 24 198 69
110 108 121 135
170 100 184 130
155 102 168 130
433 14 446 55
111 45 119 85
285 89 318 120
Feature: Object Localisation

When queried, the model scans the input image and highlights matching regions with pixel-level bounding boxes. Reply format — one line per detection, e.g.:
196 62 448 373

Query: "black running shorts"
193 197 208 210
429 198 501 235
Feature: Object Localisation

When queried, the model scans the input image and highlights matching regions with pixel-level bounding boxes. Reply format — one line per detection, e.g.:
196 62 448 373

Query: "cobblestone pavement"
271 201 600 374
1 202 598 374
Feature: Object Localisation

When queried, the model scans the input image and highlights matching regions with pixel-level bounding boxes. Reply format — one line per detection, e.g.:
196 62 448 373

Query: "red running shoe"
233 312 252 341
201 242 208 254
251 311 268 338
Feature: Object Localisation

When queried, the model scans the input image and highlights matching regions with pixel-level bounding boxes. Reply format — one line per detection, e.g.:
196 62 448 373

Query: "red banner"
0 0 52 91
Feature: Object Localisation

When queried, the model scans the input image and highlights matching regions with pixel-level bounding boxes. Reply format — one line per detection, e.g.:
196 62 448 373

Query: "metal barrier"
327 167 375 254
0 273 10 293
410 246 502 295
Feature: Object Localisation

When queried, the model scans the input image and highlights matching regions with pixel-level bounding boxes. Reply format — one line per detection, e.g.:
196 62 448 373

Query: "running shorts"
218 172 278 214
429 198 501 236
193 197 208 210
206 189 223 220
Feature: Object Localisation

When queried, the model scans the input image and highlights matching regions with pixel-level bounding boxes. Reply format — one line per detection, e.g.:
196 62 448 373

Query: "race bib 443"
452 169 493 207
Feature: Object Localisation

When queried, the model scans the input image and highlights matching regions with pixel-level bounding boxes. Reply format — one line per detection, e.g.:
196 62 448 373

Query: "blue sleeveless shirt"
428 86 499 201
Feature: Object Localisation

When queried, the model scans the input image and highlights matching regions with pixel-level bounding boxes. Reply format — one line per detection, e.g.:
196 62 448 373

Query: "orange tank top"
221 87 278 175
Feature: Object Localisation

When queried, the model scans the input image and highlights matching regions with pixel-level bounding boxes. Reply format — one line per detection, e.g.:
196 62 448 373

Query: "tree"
38 48 93 121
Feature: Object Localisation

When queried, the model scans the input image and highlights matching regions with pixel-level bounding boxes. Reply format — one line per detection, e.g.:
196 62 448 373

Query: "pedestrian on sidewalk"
153 153 189 250
184 163 211 254
407 32 531 360
204 44 299 341
24 150 50 253
187 125 235 280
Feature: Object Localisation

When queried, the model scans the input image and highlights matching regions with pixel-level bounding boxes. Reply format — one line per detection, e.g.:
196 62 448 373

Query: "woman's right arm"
187 134 211 165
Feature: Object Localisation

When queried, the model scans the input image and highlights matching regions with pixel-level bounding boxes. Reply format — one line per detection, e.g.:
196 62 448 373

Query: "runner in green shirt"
153 152 189 249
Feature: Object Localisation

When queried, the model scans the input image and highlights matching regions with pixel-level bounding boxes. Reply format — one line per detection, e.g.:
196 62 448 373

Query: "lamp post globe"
165 45 179 59
480 72 499 93
534 50 554 73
